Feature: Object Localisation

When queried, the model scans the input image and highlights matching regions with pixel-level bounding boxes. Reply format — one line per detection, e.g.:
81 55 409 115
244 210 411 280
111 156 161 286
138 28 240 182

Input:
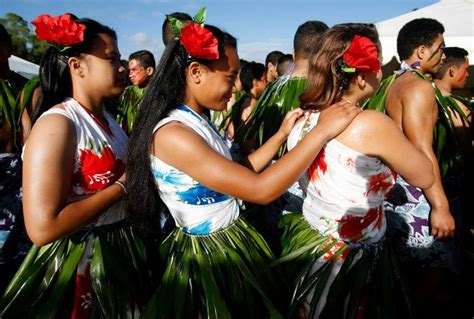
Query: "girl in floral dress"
0 14 150 318
125 9 362 319
277 24 435 318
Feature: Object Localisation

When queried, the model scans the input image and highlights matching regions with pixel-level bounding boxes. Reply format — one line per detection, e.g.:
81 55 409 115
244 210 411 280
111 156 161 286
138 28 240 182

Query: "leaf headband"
168 7 220 60
32 13 86 52
341 35 381 74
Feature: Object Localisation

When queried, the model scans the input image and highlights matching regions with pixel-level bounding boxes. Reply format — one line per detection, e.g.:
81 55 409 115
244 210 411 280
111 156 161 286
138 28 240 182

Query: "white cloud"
237 38 290 63
124 32 165 61
129 32 149 43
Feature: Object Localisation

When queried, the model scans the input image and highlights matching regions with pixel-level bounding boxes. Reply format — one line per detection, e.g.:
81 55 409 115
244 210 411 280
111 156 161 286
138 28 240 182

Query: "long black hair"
126 24 236 234
32 17 117 124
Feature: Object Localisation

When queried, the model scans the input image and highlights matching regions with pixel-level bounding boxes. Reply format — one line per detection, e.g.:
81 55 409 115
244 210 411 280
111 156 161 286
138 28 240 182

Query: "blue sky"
1 0 438 63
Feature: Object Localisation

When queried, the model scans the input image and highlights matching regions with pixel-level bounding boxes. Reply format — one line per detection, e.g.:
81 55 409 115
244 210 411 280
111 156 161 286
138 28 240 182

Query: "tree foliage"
0 12 48 64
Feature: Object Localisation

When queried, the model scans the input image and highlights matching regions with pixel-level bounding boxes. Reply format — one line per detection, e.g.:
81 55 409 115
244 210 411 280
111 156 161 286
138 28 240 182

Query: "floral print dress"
142 105 283 318
0 98 150 318
291 112 396 245
151 105 240 235
277 111 410 319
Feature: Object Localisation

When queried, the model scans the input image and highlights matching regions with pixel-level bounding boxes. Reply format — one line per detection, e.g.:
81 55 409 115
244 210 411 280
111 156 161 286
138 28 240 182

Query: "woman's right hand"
315 100 361 139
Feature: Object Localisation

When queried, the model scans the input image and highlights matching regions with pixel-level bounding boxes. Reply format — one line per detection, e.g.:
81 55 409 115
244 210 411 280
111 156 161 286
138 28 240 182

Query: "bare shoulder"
393 75 436 113
337 110 396 145
29 104 75 141
24 104 76 162
152 121 209 159
395 73 433 97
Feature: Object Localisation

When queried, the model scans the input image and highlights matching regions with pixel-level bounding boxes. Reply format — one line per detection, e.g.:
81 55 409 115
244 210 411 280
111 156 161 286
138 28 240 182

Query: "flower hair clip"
168 7 219 60
341 35 381 74
32 13 86 52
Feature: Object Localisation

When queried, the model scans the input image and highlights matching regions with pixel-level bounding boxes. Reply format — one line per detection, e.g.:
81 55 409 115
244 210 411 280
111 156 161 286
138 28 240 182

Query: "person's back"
288 111 396 244
241 20 328 155
386 71 437 129
369 18 466 319
383 18 457 258
279 24 433 318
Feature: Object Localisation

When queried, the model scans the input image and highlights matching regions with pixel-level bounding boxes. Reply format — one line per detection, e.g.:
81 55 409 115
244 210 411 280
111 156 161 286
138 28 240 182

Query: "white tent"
376 0 474 65
8 55 39 79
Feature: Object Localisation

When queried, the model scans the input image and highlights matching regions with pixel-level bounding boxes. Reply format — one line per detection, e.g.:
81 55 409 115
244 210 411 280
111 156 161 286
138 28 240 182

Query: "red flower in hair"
32 13 85 47
342 35 381 73
178 22 219 60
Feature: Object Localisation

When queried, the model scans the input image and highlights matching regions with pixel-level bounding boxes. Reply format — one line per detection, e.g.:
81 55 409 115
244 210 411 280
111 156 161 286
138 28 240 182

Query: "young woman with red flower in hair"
125 8 362 318
275 24 435 318
0 14 151 318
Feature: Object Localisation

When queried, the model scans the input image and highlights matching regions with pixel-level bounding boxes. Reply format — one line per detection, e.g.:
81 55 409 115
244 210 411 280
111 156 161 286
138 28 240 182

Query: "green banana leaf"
217 90 246 134
16 76 40 122
361 74 396 111
34 242 86 319
238 77 307 157
142 218 285 319
116 85 146 133
276 214 413 319
0 223 149 318
0 73 28 149
450 94 474 110
363 69 468 178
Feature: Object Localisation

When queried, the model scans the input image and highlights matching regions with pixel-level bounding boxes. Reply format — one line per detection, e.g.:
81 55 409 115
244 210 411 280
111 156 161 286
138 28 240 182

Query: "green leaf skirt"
275 213 414 319
0 221 152 318
141 218 287 319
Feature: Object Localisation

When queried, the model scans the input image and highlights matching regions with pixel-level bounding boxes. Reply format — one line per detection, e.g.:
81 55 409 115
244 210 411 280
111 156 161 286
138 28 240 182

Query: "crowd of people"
0 7 472 319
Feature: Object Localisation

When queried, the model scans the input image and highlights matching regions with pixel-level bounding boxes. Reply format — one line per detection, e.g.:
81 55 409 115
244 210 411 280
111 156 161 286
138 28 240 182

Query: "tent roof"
8 55 39 79
376 0 474 64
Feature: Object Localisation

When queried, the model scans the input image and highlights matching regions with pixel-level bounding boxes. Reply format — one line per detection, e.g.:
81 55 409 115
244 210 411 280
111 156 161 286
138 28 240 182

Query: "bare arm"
23 112 124 246
401 83 455 239
347 110 434 189
243 108 304 172
153 102 361 205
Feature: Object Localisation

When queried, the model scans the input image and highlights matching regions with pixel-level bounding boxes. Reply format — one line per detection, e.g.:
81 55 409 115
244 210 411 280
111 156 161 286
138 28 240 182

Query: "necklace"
76 101 114 137
340 99 360 107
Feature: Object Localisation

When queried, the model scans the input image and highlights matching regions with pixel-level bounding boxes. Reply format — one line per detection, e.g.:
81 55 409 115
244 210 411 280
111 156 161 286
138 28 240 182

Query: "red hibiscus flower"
337 207 382 241
32 14 85 46
308 148 327 181
178 22 219 60
73 146 125 193
343 35 380 73
365 172 394 196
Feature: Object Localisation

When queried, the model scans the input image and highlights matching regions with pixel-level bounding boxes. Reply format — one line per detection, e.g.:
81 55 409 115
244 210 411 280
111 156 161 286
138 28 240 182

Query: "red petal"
342 35 380 73
179 22 219 60
32 13 85 46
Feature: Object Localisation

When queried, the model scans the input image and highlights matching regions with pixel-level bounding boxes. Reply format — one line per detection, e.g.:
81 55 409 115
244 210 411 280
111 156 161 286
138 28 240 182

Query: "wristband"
114 180 127 194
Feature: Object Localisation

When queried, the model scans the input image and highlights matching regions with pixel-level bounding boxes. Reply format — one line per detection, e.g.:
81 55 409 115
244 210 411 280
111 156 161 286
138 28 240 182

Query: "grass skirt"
276 213 413 319
0 221 151 318
141 218 286 319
